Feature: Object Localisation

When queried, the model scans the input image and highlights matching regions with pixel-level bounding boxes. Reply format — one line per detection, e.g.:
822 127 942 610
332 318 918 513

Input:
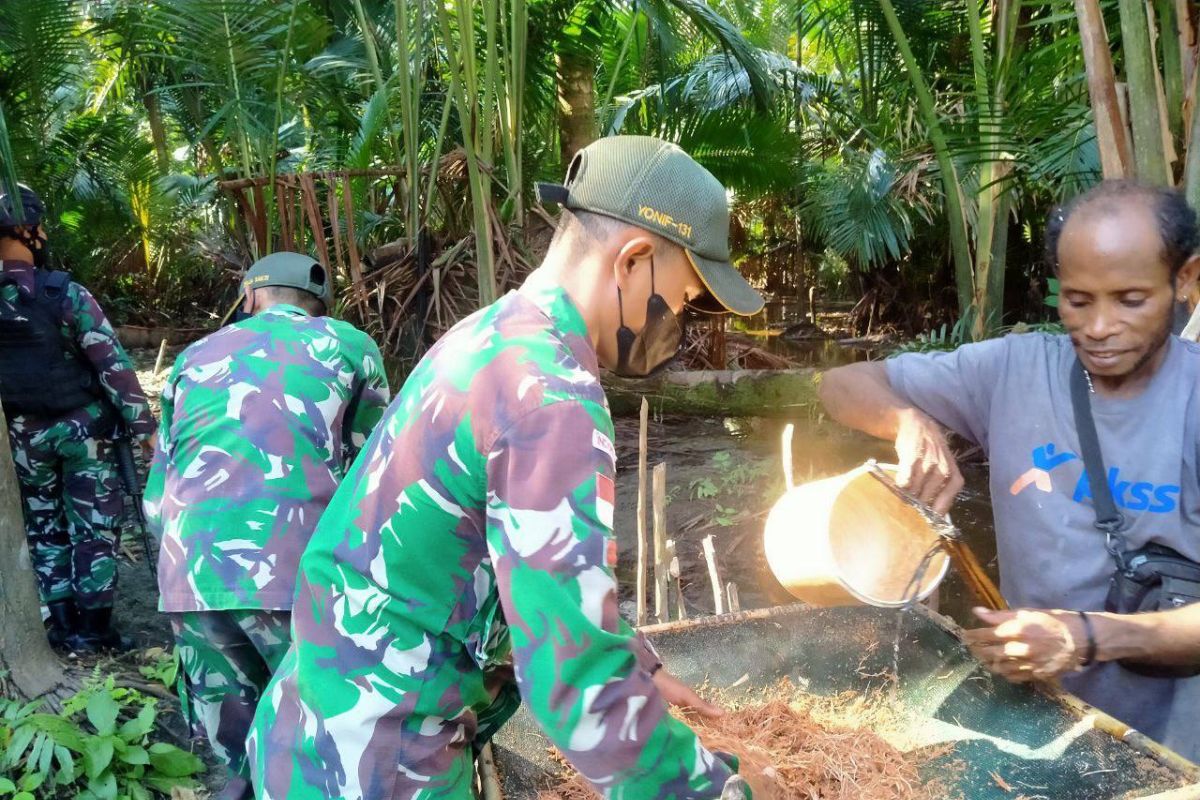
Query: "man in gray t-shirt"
819 180 1200 761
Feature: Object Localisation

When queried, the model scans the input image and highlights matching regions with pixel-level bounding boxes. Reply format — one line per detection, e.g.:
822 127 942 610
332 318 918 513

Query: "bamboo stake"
636 398 649 626
667 540 686 621
726 582 741 613
153 338 169 377
702 535 725 615
781 423 795 490
652 463 669 623
327 182 346 281
477 742 502 800
299 173 330 268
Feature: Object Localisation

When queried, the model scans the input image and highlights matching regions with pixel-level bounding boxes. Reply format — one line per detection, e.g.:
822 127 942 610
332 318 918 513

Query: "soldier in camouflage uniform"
0 185 156 653
249 137 766 799
144 251 390 800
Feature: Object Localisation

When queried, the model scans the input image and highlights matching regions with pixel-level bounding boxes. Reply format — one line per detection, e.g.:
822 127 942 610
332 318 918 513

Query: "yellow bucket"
762 462 949 607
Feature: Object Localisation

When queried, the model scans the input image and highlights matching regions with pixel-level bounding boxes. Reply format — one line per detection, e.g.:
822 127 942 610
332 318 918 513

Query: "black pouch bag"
1069 360 1200 678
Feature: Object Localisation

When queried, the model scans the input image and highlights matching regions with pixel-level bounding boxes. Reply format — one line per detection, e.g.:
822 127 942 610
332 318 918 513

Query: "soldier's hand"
894 409 963 516
140 433 157 458
719 774 752 799
652 669 724 719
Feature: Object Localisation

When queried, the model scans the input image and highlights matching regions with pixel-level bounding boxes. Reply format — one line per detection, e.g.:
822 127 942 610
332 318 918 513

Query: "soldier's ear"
242 286 255 314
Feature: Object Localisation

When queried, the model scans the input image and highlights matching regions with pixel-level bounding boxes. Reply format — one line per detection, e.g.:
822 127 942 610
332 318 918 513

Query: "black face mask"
231 309 252 324
19 230 48 269
613 258 686 378
30 241 48 269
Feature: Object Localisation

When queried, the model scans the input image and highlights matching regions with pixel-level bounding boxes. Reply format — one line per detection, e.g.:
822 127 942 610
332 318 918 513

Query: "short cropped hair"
1045 180 1199 279
257 285 327 316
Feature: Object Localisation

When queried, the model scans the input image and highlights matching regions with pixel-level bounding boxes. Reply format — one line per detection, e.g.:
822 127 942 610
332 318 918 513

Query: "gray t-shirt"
888 333 1200 761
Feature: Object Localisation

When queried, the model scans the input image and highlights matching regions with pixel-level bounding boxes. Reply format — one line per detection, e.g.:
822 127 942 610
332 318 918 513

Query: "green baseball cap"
536 135 764 316
243 251 332 307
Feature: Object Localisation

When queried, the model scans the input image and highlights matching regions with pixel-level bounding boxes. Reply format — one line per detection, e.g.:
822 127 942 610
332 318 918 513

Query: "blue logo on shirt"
1010 442 1180 513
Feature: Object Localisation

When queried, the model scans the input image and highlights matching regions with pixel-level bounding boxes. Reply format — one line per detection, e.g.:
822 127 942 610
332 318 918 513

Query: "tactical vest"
0 269 104 417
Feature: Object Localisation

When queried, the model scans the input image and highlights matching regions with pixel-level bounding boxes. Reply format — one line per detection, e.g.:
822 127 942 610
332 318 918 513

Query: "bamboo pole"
636 398 649 626
877 0 975 318
1075 0 1134 178
153 338 169 377
781 423 795 490
652 463 669 623
1118 0 1173 183
667 540 686 621
726 582 741 613
702 535 725 615
477 742 502 800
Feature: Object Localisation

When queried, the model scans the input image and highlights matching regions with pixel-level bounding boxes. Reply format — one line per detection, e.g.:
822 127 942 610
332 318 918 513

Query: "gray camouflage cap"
243 251 333 307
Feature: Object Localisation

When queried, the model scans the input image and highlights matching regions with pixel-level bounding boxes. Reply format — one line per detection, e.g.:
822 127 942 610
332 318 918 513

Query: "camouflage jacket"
0 261 155 440
250 285 733 799
145 304 390 612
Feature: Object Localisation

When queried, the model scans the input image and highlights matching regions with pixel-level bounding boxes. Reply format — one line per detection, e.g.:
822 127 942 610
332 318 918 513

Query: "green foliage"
0 675 202 800
137 649 179 689
1045 277 1060 308
798 149 918 269
690 450 771 502
890 316 974 354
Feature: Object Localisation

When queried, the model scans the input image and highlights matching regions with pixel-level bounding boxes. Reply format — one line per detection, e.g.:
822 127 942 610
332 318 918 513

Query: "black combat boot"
44 599 78 650
67 606 132 654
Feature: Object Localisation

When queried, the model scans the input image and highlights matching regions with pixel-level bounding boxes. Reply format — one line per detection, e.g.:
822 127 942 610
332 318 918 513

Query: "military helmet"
0 185 45 231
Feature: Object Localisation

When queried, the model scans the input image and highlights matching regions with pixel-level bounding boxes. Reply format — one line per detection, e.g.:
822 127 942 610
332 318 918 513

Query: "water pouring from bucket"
762 456 950 607
764 424 1006 611
761 424 948 608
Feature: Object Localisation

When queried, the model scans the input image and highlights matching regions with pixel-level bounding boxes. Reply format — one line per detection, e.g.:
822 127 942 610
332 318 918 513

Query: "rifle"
112 427 156 576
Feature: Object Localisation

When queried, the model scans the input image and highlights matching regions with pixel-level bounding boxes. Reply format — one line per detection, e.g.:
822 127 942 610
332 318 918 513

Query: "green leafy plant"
137 649 179 689
0 675 202 800
689 477 718 499
1044 277 1061 308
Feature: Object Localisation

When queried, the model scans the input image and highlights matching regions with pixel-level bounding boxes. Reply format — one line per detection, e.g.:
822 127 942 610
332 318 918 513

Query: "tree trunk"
603 368 822 418
1118 0 1172 183
557 48 598 165
0 406 67 701
876 0 975 320
143 90 171 176
1076 0 1134 178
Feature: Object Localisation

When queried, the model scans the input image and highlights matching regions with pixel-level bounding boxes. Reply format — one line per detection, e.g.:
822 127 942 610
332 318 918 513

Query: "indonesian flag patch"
596 473 615 530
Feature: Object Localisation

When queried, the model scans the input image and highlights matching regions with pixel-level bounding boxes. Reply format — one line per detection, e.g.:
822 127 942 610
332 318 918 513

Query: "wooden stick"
781 423 795 490
942 538 1008 611
667 539 686 621
153 338 169 377
726 582 741 613
652 463 669 623
477 742 502 800
1075 0 1134 177
636 398 649 626
702 535 725 615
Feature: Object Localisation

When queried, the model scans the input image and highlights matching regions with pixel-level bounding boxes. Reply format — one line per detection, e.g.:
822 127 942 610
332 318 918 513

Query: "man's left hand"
963 607 1085 682
653 670 725 719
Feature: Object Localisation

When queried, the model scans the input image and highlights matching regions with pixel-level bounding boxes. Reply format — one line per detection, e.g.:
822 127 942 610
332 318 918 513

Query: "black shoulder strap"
1069 359 1125 532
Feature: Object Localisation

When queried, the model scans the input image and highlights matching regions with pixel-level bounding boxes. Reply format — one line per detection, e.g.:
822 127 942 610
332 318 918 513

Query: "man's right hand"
894 408 963 516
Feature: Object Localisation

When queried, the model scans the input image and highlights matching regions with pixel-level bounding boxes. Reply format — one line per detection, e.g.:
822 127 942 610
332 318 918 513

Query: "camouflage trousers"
171 610 291 783
8 417 123 609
